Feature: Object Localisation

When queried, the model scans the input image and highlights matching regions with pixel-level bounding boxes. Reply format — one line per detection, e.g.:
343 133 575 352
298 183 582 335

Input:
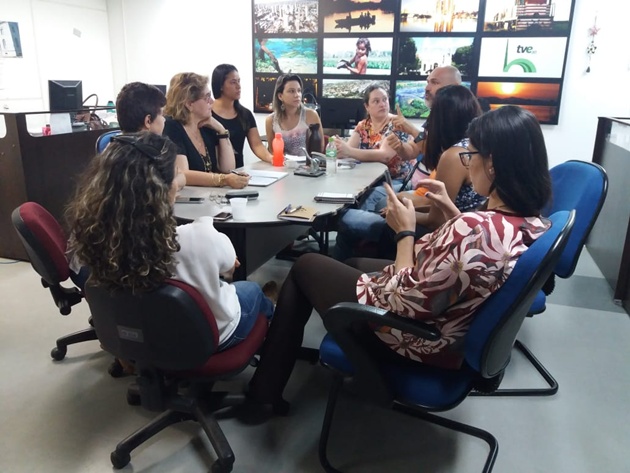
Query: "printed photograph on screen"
484 0 573 33
254 75 319 113
0 21 23 58
254 38 318 75
399 0 480 33
489 103 559 124
253 0 318 34
322 79 390 99
323 37 392 75
398 37 475 76
478 37 567 79
321 0 397 33
396 80 471 118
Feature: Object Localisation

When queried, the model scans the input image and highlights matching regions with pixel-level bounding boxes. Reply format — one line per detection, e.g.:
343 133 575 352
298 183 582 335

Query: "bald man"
387 65 462 159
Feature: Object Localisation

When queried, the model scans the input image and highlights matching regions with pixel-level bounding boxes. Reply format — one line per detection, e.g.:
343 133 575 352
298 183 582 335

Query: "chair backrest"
85 280 220 372
543 160 608 278
11 202 70 285
95 130 121 154
465 210 575 378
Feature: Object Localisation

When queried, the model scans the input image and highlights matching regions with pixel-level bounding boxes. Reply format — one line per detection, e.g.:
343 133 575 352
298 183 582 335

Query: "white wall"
0 0 115 114
2 0 627 167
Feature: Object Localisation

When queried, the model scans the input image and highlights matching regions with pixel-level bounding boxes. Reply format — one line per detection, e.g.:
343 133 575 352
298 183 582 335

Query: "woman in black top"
163 72 249 188
211 64 272 167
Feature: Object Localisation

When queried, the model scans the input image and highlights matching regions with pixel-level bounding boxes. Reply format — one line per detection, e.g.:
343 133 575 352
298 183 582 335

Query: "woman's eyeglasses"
111 135 167 161
459 151 480 167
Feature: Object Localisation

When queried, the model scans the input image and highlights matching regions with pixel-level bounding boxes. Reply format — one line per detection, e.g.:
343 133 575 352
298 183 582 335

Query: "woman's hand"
384 183 416 234
418 179 461 220
199 116 225 133
333 136 353 158
221 258 241 280
224 173 250 189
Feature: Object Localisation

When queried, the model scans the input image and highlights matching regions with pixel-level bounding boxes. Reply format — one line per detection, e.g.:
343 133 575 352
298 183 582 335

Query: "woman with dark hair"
67 132 274 351
337 37 371 75
265 73 323 156
246 105 552 411
211 64 272 167
163 72 249 189
333 84 483 260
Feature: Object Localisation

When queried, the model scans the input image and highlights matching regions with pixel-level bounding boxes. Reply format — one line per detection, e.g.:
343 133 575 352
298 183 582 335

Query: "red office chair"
85 279 269 472
11 202 97 360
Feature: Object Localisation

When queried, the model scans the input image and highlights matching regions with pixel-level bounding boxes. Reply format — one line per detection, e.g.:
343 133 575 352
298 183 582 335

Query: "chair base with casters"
85 279 270 472
317 211 575 472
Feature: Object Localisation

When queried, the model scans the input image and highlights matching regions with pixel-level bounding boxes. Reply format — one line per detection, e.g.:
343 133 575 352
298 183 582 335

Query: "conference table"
174 160 387 280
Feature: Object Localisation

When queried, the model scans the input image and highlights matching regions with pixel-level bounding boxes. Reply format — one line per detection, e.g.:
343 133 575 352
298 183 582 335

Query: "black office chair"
11 202 97 360
85 279 269 473
488 160 608 396
317 210 575 472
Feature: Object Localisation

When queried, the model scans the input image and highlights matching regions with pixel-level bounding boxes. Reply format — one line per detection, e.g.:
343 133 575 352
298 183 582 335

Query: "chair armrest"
323 302 441 341
321 302 441 407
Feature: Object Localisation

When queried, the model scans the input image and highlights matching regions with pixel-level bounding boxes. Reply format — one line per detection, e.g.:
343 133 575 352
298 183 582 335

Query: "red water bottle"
272 132 284 167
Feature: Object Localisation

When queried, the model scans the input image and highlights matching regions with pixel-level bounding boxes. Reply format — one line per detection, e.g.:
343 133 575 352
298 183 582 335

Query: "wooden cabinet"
588 117 630 312
0 111 117 260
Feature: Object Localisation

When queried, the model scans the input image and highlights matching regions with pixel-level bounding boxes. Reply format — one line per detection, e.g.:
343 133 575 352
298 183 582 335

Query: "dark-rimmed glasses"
459 151 481 168
111 135 165 161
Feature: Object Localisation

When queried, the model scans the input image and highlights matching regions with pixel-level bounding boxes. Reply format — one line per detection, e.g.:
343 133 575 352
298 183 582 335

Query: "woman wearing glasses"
246 106 552 412
163 72 249 188
265 74 324 156
211 64 273 166
67 132 274 352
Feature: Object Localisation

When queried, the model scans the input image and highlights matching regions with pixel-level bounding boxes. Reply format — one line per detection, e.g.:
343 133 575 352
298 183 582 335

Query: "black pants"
248 253 390 403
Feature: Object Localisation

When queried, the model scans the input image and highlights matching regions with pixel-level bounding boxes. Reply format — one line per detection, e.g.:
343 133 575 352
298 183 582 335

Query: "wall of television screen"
252 0 576 125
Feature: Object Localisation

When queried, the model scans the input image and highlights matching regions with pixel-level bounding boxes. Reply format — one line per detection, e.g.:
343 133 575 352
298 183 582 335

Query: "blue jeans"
218 281 274 351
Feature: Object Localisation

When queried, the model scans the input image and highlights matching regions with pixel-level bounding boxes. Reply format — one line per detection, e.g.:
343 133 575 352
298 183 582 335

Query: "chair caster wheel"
110 449 131 469
51 346 67 361
126 391 141 406
108 360 124 378
211 459 233 473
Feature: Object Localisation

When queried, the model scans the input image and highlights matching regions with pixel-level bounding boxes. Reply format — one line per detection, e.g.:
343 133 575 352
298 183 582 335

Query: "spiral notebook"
247 170 289 187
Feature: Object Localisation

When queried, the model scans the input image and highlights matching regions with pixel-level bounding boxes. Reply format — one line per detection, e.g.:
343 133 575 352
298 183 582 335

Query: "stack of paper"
247 170 289 187
314 192 356 204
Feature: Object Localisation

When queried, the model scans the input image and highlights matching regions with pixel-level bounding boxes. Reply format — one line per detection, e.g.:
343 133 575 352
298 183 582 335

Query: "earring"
280 102 285 111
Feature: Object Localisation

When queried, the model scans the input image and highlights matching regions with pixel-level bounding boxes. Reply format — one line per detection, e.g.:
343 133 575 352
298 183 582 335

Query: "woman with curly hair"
66 132 274 350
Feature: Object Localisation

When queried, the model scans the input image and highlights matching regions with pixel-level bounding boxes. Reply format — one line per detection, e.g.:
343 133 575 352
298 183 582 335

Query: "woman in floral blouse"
247 105 552 411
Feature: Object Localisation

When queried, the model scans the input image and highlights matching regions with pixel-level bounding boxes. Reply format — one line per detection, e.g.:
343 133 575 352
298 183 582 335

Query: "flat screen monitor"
320 97 365 133
151 84 167 95
48 80 83 112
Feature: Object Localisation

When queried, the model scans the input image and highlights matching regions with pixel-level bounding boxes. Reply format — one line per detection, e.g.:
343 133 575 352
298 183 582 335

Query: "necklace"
185 125 212 172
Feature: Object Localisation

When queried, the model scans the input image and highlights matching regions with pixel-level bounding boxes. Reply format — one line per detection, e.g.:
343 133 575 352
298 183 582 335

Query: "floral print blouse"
354 117 412 179
357 211 550 369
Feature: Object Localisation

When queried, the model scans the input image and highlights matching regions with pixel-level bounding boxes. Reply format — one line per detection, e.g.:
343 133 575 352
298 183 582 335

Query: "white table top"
174 161 387 225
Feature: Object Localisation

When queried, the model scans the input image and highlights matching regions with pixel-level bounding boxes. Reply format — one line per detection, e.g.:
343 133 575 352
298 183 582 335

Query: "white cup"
230 198 248 221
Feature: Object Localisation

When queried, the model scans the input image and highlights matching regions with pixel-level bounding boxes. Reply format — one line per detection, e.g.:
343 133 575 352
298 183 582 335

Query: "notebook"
247 170 289 187
277 205 318 222
314 192 356 204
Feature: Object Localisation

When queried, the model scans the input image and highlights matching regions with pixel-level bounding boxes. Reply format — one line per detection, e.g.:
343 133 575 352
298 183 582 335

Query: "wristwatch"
217 130 230 139
413 130 426 143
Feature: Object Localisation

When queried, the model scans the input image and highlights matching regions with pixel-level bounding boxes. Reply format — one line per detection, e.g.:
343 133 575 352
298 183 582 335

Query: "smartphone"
384 169 393 188
213 212 233 221
176 196 205 203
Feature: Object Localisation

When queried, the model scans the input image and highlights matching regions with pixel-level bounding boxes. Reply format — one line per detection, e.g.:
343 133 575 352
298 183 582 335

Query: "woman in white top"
66 132 274 351
265 74 323 156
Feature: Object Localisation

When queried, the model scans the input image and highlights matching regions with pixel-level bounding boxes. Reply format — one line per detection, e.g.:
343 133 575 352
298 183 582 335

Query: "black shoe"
235 396 290 425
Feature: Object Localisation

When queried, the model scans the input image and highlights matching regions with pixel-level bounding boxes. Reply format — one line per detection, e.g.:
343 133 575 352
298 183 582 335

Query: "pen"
231 170 249 177
288 205 303 214
282 204 292 214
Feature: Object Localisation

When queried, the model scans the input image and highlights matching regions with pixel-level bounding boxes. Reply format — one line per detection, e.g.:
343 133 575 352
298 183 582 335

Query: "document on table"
247 170 289 187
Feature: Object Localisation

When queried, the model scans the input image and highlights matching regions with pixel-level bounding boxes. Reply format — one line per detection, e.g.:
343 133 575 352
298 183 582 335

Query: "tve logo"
478 37 567 79
503 40 537 73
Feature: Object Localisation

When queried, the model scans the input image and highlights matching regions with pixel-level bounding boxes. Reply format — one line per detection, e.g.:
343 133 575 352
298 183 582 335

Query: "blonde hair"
164 72 209 123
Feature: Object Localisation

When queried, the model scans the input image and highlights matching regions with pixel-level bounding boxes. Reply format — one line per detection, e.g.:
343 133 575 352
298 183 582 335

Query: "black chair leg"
192 403 235 473
394 403 498 473
471 339 558 397
318 375 343 473
110 409 194 469
50 327 98 360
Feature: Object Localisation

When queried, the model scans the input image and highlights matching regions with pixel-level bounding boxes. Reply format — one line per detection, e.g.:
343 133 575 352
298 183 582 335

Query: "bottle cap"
275 132 282 138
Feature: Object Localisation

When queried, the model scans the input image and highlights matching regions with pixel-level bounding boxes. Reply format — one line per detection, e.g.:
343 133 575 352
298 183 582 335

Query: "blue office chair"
318 210 575 473
95 130 121 154
493 160 608 396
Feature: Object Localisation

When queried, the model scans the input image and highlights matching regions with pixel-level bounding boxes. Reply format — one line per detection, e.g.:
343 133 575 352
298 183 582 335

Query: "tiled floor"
1 246 628 473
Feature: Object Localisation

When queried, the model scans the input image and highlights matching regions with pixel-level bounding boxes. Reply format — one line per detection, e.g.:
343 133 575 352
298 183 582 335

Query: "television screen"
320 97 365 132
48 80 83 112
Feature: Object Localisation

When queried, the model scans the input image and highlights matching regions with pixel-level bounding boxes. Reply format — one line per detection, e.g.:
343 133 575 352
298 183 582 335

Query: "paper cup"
230 198 248 221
